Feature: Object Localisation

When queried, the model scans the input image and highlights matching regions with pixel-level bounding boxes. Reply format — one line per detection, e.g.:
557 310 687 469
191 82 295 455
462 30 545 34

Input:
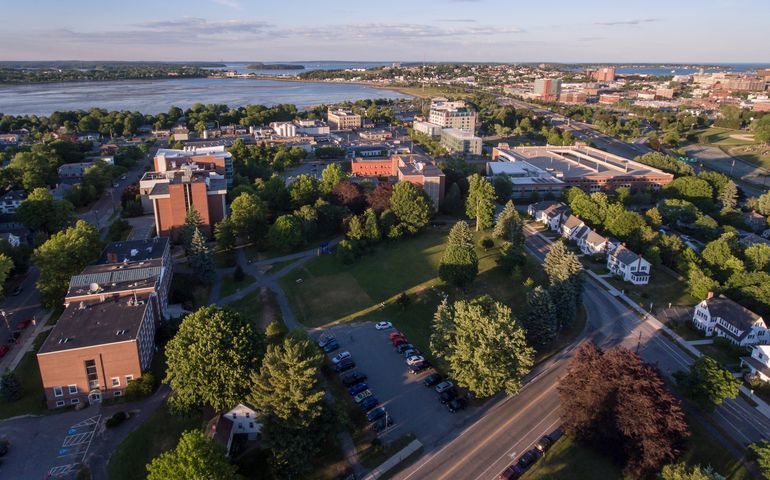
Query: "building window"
56 400 65 407
68 385 78 395
112 377 120 387
85 359 99 389
71 398 80 405
54 386 63 397
125 375 134 383
114 391 122 397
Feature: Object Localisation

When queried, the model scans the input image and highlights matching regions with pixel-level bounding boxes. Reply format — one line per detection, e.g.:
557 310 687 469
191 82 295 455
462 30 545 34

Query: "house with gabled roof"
692 293 768 346
559 214 585 240
206 403 262 456
741 345 770 383
606 244 651 285
578 229 609 255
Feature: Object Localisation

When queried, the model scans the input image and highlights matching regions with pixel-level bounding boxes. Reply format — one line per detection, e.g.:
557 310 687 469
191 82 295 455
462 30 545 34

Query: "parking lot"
318 321 479 447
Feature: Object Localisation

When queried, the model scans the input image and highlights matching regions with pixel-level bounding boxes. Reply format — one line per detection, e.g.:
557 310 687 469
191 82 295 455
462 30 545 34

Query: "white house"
741 345 770 382
692 293 768 346
0 232 20 248
559 215 585 240
206 403 262 456
606 245 651 285
527 201 569 231
0 190 25 214
578 229 609 255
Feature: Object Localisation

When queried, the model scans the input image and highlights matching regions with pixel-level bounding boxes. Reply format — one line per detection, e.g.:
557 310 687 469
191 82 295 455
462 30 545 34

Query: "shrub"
397 292 411 309
106 411 128 428
481 237 494 250
233 264 245 282
124 373 155 400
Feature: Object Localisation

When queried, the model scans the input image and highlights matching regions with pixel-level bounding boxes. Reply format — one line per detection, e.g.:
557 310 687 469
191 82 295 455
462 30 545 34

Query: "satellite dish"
89 283 100 294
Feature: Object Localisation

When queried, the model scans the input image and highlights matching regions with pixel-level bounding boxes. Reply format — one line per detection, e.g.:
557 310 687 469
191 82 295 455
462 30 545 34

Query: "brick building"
327 109 362 130
350 154 445 209
154 146 233 186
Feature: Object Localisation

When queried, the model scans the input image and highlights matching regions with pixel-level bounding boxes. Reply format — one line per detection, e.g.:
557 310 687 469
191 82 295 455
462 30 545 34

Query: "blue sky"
2 0 767 62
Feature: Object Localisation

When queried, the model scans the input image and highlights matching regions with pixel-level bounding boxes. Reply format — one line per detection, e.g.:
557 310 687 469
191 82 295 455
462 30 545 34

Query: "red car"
0 345 9 358
498 464 524 480
392 337 408 347
17 318 31 330
388 332 405 341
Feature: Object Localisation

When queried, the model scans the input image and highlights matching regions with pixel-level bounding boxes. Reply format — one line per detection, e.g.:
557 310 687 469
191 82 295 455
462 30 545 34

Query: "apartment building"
153 146 233 187
0 190 25 214
588 67 616 82
413 121 443 137
428 99 477 132
327 109 362 130
440 128 482 156
534 78 561 102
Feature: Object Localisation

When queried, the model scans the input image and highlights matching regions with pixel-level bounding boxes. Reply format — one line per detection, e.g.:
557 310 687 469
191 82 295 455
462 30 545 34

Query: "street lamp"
0 310 9 331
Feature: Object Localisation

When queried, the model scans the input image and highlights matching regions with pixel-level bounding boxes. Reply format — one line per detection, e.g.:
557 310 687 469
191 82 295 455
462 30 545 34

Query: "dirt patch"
729 133 755 142
258 287 279 330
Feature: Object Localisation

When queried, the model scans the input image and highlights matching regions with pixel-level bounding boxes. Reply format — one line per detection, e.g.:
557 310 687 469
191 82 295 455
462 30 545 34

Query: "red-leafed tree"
331 181 366 214
558 342 689 477
366 182 394 214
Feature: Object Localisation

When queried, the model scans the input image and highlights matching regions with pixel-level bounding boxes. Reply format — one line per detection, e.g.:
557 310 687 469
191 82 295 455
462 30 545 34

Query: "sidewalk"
362 439 423 480
0 310 53 372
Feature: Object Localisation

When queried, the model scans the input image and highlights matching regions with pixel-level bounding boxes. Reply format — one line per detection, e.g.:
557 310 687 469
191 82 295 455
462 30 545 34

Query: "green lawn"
218 272 257 298
695 341 748 371
0 331 51 420
107 402 204 480
680 413 752 480
697 127 757 147
227 288 282 330
520 436 623 480
359 434 416 469
609 268 698 309
725 144 770 170
666 319 706 342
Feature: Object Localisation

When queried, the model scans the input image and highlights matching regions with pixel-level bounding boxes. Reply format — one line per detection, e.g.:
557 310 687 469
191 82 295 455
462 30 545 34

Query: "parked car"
348 383 369 396
438 389 457 404
435 381 454 393
360 397 379 412
354 390 373 403
366 407 387 423
342 372 367 386
517 448 543 470
375 321 392 330
335 358 355 373
388 332 406 341
392 337 408 348
10 286 22 296
406 355 425 366
402 349 419 358
498 464 524 480
396 343 415 354
372 415 394 433
16 318 31 330
537 427 564 452
323 341 340 353
331 351 351 364
446 398 467 413
0 345 9 358
318 335 336 348
409 362 431 374
423 373 443 387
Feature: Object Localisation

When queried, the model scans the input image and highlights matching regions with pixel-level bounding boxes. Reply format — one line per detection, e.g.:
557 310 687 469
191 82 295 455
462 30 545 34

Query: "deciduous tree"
15 187 75 235
674 356 739 411
146 430 239 480
390 181 431 234
268 214 304 252
229 192 268 242
320 162 348 194
289 175 320 208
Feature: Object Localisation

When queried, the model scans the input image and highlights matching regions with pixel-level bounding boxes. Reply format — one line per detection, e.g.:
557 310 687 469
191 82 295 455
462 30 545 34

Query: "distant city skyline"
1 0 768 63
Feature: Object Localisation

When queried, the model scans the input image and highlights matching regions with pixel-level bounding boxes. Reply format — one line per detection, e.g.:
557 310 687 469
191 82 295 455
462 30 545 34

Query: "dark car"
423 373 442 387
317 335 336 348
498 464 524 480
535 436 553 453
392 337 408 347
342 372 367 386
366 407 387 423
16 318 31 330
323 341 340 353
396 343 414 354
517 448 543 470
0 345 9 358
409 361 431 374
348 383 368 396
10 286 22 296
335 358 355 373
446 398 467 413
372 415 394 433
360 396 379 412
438 389 457 404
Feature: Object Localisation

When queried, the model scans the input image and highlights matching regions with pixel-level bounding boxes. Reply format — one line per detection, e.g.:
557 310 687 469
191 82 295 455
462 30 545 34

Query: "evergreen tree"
346 215 366 242
179 208 203 248
429 298 453 359
441 182 464 215
188 228 214 284
214 219 235 253
362 208 381 243
493 174 513 203
524 286 558 350
750 440 770 478
320 162 348 194
466 174 496 231
439 221 478 288
543 242 584 329
0 371 22 401
718 180 738 211
493 200 524 250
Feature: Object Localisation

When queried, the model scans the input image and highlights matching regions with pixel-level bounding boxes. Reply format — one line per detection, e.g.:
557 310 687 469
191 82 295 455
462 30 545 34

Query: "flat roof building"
351 153 445 209
154 146 233 187
327 109 362 130
534 79 561 102
440 128 482 156
428 98 477 132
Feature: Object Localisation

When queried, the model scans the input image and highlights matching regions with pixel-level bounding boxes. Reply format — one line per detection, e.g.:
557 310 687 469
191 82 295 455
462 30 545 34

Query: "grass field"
726 144 770 170
697 127 757 147
391 85 474 99
520 436 623 480
107 402 204 480
608 267 698 309
218 272 256 298
228 287 282 330
0 331 51 420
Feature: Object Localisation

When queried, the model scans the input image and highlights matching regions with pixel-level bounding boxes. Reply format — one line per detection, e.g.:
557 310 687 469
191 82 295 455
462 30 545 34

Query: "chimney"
107 251 118 264
707 291 714 300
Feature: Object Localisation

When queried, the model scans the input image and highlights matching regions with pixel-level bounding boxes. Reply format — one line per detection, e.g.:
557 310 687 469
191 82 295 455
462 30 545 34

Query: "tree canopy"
146 430 239 480
439 221 478 288
674 356 740 411
466 174 496 231
15 187 75 236
390 181 432 234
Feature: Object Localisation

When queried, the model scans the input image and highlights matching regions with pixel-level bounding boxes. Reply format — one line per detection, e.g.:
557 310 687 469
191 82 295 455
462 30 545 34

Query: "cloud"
595 18 658 26
436 18 477 23
577 36 606 41
280 23 523 41
210 0 241 8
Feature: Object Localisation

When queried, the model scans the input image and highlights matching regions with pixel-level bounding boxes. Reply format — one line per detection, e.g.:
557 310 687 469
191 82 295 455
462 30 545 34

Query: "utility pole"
636 330 642 354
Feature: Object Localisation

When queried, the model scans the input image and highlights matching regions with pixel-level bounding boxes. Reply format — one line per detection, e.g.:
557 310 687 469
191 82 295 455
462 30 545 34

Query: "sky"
1 0 768 63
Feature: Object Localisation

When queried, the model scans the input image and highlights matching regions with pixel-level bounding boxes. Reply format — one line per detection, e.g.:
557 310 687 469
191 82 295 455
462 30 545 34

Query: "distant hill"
246 63 305 70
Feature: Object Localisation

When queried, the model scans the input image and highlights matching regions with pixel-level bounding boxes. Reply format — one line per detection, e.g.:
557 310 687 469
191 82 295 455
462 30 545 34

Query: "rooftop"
98 237 169 264
442 128 481 140
393 154 444 178
67 262 163 299
707 294 763 332
38 294 152 354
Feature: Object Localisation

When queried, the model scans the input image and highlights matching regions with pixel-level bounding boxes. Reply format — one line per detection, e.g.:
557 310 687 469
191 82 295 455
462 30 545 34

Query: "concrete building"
270 122 297 138
147 169 227 241
692 293 768 346
492 145 673 195
327 109 362 130
294 119 330 136
599 93 622 104
37 293 157 408
428 98 477 132
534 78 561 102
559 92 587 104
486 161 566 199
153 146 233 187
413 121 443 137
440 128 482 155
589 67 616 82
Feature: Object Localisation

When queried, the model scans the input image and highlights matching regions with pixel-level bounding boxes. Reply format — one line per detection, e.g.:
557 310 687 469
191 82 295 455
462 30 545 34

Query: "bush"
233 264 245 282
106 411 128 428
396 292 410 309
124 373 155 400
481 237 494 250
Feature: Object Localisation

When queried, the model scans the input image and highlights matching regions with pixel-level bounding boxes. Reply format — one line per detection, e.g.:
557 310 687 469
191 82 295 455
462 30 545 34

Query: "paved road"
685 144 769 197
393 227 769 480
0 268 46 371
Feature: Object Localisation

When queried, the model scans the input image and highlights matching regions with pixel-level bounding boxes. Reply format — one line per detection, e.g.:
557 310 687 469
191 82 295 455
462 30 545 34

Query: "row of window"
54 390 123 407
52 375 133 397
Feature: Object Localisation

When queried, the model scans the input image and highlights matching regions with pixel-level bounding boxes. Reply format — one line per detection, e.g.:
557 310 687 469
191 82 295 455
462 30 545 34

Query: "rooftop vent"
58 337 72 344
88 282 101 294
116 329 127 335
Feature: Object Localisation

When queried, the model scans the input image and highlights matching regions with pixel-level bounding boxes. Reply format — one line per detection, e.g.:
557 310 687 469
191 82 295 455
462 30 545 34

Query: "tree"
9 151 57 190
493 200 524 250
178 208 203 248
0 254 13 296
466 174 496 231
146 430 239 480
390 181 431 234
188 228 214 284
687 265 720 300
32 220 102 308
664 177 714 211
249 331 325 426
543 242 584 329
605 210 646 241
439 221 478 288
524 286 558 350
757 191 770 216
268 214 304 252
674 356 739 411
331 181 366 214
558 343 689 477
0 371 22 401
265 321 288 344
257 174 290 212
753 115 770 145
346 215 365 242
701 234 744 282
362 208 381 243
442 182 464 215
660 462 725 480
745 243 770 272
15 187 75 235
289 174 320 208
718 180 738 211
750 440 770 478
229 192 268 242
430 295 533 397
320 162 347 193
214 219 236 253
164 306 264 412
493 174 513 203
645 207 663 228
366 182 393 214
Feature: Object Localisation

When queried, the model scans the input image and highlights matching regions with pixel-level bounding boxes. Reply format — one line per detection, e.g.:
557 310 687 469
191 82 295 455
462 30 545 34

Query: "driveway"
319 322 479 448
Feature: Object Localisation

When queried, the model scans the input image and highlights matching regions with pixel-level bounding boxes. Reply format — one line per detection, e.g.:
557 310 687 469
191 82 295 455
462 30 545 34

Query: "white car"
435 381 454 393
332 351 351 364
375 321 393 330
406 355 425 366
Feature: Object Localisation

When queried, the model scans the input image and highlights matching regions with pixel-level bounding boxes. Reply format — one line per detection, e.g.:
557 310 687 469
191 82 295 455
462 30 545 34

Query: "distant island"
0 61 224 84
246 63 305 70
